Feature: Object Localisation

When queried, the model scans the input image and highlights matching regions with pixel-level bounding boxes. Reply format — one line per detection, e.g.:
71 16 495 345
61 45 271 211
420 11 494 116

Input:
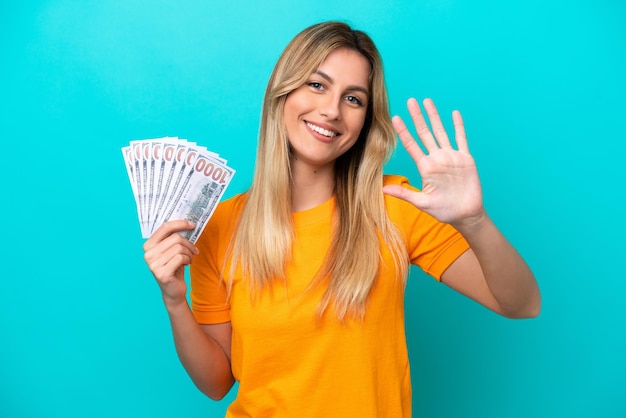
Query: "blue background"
1 1 625 417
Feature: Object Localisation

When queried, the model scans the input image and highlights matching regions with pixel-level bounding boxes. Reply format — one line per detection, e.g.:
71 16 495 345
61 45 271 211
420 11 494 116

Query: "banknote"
166 153 235 243
122 137 235 243
151 139 188 234
149 137 178 233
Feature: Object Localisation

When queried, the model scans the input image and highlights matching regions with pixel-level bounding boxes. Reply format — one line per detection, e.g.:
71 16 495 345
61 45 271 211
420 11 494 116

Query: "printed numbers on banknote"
121 137 235 243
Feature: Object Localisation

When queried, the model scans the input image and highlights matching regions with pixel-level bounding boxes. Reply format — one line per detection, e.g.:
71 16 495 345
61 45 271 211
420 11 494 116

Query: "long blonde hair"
228 21 408 320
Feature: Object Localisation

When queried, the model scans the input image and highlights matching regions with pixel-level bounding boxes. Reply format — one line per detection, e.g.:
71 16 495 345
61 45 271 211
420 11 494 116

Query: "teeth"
307 122 337 138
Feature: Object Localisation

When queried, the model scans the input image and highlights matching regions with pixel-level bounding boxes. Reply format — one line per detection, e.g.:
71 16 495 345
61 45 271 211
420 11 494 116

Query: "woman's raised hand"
143 220 199 306
383 98 486 231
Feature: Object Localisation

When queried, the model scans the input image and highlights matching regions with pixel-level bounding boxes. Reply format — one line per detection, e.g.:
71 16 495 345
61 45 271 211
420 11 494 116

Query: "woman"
143 21 541 417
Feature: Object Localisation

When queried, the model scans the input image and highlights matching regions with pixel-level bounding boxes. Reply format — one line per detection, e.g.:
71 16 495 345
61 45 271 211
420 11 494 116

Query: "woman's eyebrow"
313 70 370 97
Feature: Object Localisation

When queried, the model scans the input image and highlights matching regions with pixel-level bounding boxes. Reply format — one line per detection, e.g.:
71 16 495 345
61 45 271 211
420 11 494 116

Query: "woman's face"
284 48 370 171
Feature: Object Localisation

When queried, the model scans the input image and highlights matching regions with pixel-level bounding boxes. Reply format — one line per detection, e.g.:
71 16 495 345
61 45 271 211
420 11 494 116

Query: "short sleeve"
189 194 246 324
384 175 470 281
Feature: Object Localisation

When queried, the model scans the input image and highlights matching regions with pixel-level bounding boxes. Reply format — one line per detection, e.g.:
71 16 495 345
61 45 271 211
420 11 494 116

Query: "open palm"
383 98 485 229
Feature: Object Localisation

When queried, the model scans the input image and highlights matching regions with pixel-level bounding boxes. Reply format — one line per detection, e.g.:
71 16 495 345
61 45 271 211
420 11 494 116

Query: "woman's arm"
383 98 541 318
143 220 235 399
441 218 540 318
164 302 234 399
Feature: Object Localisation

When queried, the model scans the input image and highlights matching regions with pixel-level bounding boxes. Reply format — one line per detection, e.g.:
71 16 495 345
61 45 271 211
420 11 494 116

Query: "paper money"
122 137 235 243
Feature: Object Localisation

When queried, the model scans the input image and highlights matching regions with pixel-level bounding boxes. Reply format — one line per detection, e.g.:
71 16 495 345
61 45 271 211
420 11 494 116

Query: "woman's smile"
305 121 340 140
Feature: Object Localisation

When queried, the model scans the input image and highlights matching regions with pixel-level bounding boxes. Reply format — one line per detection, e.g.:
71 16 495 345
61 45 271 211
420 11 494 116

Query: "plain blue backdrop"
1 1 625 417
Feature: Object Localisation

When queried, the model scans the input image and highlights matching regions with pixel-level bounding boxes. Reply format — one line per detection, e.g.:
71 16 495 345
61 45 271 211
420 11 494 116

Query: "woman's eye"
308 82 324 90
346 96 363 106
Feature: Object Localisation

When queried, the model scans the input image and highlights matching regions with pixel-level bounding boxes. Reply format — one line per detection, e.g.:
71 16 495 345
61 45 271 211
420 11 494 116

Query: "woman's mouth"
306 122 338 138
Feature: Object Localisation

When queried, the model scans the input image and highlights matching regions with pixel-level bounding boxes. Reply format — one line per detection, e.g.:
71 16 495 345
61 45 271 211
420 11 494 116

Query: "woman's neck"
290 159 335 212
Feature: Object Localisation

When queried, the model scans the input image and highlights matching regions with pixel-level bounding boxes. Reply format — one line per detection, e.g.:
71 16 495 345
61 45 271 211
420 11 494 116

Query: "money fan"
122 137 235 243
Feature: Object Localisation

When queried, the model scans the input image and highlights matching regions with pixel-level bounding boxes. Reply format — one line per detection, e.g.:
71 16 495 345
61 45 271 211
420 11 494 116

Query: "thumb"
383 185 429 210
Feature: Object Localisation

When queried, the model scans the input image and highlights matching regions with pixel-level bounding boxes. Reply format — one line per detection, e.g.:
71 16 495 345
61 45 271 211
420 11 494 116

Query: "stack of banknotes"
122 137 235 243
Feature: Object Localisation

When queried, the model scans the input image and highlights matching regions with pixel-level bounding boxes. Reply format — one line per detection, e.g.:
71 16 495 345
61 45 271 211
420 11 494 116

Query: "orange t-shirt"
190 175 469 417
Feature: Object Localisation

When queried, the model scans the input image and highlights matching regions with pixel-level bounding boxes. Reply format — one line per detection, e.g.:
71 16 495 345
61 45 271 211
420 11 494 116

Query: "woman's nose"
318 94 341 120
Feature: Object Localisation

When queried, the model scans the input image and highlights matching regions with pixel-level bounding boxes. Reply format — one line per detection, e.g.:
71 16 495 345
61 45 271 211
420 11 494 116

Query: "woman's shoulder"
383 174 408 186
201 192 247 232
196 192 247 247
213 192 247 220
218 192 247 209
382 174 421 220
383 174 418 191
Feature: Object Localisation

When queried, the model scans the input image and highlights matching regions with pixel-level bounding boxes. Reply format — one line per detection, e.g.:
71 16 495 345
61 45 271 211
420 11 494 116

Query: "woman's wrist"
453 210 490 239
162 294 190 315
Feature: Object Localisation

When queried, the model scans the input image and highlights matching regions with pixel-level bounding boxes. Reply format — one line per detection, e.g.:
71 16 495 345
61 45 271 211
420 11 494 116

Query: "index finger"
143 220 195 251
392 115 426 163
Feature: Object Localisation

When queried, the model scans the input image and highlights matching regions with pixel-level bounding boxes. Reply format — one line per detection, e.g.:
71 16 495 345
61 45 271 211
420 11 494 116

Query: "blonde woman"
143 21 541 418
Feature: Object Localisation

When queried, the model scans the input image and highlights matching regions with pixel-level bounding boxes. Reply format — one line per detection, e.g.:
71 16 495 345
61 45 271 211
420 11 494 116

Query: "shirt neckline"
292 196 335 228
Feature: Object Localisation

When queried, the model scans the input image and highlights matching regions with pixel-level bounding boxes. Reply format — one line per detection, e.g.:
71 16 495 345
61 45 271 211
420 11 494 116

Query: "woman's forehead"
314 48 371 91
